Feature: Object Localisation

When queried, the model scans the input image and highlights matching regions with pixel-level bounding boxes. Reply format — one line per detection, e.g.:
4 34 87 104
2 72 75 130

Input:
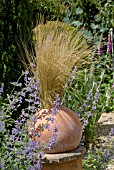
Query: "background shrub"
0 0 64 96
62 0 114 44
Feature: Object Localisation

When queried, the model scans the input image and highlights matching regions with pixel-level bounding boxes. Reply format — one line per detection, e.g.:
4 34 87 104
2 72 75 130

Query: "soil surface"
98 112 114 170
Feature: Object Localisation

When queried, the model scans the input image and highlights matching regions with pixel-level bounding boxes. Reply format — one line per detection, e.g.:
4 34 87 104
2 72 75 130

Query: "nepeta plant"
83 127 114 170
0 71 59 170
62 67 104 145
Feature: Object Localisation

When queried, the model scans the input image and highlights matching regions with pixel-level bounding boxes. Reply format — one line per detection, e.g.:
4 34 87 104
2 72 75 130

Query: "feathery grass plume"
26 21 91 108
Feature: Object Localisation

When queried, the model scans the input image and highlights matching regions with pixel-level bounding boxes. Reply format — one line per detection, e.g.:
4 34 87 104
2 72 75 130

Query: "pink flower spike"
107 33 112 54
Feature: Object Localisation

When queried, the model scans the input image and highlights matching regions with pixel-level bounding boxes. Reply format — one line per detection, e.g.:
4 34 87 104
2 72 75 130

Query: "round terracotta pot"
29 105 82 153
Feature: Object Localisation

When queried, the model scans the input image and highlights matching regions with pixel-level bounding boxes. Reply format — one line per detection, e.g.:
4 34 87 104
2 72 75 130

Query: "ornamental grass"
24 21 91 108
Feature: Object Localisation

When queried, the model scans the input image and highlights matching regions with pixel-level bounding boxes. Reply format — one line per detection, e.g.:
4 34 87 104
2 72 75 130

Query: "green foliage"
97 54 114 112
94 0 114 30
83 148 106 170
63 0 114 42
0 0 64 96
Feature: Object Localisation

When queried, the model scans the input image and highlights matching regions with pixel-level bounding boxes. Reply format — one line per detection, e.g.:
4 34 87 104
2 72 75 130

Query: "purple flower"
77 112 80 117
87 95 91 100
51 107 58 116
29 93 36 97
83 103 88 108
10 135 15 142
11 82 22 87
28 105 37 111
45 123 50 131
73 66 77 73
47 117 55 123
29 140 36 148
39 152 45 159
24 161 27 165
12 128 18 135
25 70 29 75
35 161 42 170
82 118 88 126
21 91 26 97
25 99 34 103
105 150 110 158
18 96 23 103
92 89 100 111
88 111 93 117
0 121 5 127
30 63 36 68
34 101 40 105
92 106 96 110
110 128 114 135
53 126 59 133
30 115 38 126
0 121 5 132
53 94 61 108
3 116 6 120
6 142 12 147
20 117 26 123
46 126 58 150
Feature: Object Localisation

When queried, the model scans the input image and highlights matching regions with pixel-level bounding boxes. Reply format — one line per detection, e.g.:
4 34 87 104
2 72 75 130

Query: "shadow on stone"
97 124 114 136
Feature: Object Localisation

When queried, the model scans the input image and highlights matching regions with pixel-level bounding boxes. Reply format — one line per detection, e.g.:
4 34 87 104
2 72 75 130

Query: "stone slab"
42 146 86 170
